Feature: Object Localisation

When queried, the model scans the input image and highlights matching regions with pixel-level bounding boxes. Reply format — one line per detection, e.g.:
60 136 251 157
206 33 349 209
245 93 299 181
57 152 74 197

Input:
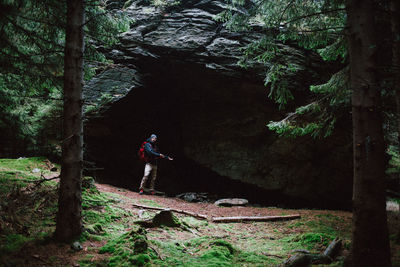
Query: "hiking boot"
139 189 144 195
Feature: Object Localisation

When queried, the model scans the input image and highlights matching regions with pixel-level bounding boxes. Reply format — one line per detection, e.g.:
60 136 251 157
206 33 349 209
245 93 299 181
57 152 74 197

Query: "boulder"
176 192 209 202
71 241 83 251
214 198 249 207
152 210 181 227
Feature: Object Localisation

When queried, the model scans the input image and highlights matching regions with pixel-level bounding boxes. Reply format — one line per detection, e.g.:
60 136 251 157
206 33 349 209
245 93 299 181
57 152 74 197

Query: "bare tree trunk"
391 0 400 246
55 0 84 241
346 0 391 266
393 0 400 150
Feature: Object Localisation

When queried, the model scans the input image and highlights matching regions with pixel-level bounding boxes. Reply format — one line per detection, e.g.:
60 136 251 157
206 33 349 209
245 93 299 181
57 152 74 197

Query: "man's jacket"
144 139 162 164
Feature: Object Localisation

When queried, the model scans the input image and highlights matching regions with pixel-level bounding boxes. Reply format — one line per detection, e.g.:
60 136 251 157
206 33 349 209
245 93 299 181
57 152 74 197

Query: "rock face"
84 0 352 208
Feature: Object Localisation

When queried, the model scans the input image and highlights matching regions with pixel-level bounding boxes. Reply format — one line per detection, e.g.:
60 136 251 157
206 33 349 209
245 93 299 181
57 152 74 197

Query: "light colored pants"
139 163 158 190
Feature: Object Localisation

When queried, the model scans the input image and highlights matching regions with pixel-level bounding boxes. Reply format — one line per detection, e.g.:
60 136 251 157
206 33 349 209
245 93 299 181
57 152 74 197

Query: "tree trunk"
393 0 400 155
346 0 391 266
55 0 84 241
391 0 400 247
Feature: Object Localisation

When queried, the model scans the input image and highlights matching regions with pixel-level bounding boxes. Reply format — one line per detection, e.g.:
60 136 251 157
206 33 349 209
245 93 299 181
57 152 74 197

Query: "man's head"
150 134 157 142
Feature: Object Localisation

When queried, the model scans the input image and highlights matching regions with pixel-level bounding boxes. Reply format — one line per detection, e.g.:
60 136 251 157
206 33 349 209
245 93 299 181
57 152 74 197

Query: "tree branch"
278 0 296 27
4 15 64 49
283 8 346 26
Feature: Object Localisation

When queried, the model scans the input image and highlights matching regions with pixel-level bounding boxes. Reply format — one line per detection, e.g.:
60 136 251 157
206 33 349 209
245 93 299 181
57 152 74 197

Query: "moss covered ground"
0 157 399 266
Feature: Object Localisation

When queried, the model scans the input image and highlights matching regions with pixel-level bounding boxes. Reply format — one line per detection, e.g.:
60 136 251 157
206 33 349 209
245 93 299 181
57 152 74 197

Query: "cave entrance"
84 60 352 210
84 60 287 206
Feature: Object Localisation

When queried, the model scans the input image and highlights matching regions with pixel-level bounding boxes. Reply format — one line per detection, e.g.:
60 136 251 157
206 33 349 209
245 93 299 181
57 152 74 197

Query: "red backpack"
138 141 149 162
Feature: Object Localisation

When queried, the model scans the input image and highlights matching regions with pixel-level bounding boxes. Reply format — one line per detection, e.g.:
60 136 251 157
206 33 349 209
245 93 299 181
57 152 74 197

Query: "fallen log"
323 237 342 259
132 204 301 223
283 253 332 267
132 203 208 220
282 237 342 267
211 214 301 223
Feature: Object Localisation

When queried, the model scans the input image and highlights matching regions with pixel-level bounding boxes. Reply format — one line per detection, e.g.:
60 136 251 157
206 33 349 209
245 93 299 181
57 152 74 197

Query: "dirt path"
96 183 350 219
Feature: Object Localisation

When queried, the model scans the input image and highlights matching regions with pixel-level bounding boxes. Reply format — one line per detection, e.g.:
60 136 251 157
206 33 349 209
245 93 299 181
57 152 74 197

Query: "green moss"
82 188 109 210
82 176 96 189
180 216 208 228
184 236 211 248
199 244 233 266
286 232 335 250
99 227 151 266
389 197 400 204
0 234 33 254
0 157 45 170
315 214 341 220
287 221 305 228
234 251 276 266
131 254 151 266
152 210 181 227
211 239 235 254
85 222 104 236
137 199 164 208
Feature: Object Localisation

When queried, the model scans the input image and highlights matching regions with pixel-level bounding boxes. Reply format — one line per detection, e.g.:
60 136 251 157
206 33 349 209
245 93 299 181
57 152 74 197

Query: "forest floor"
1 157 400 266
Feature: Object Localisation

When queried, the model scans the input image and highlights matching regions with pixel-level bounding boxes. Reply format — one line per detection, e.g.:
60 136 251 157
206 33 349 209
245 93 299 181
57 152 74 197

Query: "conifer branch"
282 8 345 26
15 14 64 28
83 11 108 27
278 0 296 27
4 16 64 49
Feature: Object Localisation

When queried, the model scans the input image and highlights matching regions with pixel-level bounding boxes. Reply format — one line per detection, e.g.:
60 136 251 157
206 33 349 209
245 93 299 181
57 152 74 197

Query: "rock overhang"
83 0 353 209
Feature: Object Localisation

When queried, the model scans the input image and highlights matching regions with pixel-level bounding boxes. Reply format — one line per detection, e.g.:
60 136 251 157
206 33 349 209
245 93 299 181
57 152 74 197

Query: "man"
139 134 173 195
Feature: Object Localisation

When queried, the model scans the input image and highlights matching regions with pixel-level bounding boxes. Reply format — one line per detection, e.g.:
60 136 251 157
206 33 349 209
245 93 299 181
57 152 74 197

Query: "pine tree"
0 0 131 156
221 1 393 265
346 1 391 265
54 0 85 241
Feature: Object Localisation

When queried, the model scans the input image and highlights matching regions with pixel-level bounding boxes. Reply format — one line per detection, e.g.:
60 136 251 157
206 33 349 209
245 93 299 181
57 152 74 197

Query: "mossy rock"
85 223 103 235
82 176 95 189
130 254 151 266
130 225 147 236
200 240 235 265
152 210 181 227
129 227 149 253
133 235 148 253
211 239 235 254
99 226 148 254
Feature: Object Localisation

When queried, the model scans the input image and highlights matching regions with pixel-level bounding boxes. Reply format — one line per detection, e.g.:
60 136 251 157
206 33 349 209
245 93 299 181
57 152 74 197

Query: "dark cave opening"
84 60 352 210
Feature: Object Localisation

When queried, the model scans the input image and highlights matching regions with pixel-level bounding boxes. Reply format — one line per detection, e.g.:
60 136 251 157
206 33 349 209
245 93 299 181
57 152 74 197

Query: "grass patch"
0 157 46 171
98 226 152 266
0 234 33 254
388 197 400 204
0 157 57 179
0 157 61 265
198 242 233 266
284 232 336 251
181 216 209 228
137 198 164 208
235 251 277 266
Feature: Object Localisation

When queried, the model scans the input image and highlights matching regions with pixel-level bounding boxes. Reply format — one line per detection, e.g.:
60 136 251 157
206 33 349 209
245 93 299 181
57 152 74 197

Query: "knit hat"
150 134 157 139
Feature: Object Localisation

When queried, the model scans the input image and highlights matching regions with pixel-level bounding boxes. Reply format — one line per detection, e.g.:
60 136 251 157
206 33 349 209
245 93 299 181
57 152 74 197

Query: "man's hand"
160 154 165 158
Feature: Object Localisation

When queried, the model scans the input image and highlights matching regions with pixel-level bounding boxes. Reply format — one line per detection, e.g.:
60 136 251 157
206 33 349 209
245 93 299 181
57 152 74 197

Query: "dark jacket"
144 138 167 164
